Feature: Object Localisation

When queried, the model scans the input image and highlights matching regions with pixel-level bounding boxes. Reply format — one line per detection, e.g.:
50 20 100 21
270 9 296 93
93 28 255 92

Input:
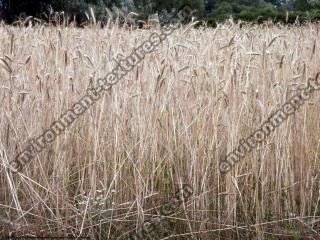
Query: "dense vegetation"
1 0 320 25
1 20 320 239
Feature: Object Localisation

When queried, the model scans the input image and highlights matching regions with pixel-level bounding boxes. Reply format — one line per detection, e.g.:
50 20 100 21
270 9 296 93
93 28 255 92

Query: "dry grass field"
1 20 320 239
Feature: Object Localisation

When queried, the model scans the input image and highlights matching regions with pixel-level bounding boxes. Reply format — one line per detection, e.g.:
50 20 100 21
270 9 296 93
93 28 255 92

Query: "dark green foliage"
204 0 320 26
9 0 50 17
2 0 320 25
131 0 205 16
293 0 312 11
3 0 121 22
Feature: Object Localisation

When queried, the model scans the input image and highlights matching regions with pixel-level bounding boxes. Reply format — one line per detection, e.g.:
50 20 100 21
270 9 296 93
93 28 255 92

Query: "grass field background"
1 21 320 239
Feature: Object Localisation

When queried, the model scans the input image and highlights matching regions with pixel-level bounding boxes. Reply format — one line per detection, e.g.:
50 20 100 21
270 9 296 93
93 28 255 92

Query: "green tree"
205 0 216 13
132 0 205 18
6 0 121 22
9 0 50 17
293 0 312 11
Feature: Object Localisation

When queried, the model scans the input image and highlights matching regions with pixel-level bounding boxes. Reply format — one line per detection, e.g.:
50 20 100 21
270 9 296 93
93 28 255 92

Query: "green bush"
237 9 257 22
215 1 234 14
204 4 320 27
224 6 279 23
310 9 320 21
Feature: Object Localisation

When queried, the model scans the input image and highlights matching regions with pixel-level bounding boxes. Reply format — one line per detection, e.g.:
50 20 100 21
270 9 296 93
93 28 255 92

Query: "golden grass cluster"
1 21 320 239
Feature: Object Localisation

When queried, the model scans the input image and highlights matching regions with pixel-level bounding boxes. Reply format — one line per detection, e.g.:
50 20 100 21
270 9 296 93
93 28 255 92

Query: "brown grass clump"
1 20 320 239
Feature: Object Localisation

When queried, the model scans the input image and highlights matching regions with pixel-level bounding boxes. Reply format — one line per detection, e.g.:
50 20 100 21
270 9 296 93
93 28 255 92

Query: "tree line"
1 0 320 25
